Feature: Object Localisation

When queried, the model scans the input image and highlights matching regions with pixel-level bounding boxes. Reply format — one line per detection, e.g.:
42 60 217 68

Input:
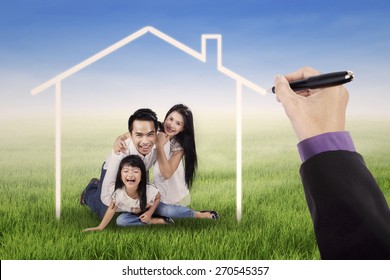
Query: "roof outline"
32 26 266 96
31 25 267 221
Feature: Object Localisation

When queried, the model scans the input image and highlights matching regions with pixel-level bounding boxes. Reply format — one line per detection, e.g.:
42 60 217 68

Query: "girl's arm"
83 201 118 232
139 193 161 224
156 133 183 180
113 132 131 154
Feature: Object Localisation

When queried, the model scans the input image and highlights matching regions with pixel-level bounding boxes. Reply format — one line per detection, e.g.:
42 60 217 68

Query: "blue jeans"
84 163 108 219
155 202 195 218
116 213 146 226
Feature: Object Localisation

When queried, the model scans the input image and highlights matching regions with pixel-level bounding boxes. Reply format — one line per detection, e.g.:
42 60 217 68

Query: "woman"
153 104 219 220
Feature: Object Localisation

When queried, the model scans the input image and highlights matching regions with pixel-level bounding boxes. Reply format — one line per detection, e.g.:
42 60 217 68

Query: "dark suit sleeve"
299 150 390 259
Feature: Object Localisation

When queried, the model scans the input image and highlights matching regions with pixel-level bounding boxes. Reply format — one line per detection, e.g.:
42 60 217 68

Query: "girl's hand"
139 213 151 224
82 227 102 232
156 132 169 149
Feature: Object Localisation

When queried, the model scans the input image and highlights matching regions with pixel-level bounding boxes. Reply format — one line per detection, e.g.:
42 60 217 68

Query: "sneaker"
162 216 175 224
200 210 220 220
80 178 99 205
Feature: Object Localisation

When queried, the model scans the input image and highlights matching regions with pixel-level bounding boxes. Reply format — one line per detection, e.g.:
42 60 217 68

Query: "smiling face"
130 120 157 155
164 111 185 138
121 164 141 191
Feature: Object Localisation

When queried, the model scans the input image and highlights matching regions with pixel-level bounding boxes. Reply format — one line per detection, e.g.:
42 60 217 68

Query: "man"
80 108 159 218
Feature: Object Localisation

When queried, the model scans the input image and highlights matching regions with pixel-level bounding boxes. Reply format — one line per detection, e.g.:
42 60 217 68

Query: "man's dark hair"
128 108 159 132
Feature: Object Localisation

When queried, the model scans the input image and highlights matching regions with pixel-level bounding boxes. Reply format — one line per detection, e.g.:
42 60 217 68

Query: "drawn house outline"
31 26 267 220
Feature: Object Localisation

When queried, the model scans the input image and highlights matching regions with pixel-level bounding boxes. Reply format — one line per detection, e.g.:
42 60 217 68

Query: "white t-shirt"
112 183 159 213
153 138 190 206
101 138 157 206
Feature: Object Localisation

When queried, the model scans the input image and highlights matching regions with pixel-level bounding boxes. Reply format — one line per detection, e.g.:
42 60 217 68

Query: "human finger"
284 66 321 82
140 215 149 223
274 74 297 105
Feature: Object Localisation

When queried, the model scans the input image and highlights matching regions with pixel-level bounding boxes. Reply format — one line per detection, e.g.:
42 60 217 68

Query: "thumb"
274 74 295 105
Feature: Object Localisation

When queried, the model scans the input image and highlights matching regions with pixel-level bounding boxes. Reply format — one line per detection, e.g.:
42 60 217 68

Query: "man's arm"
275 66 390 259
100 151 127 206
300 149 390 259
297 131 355 162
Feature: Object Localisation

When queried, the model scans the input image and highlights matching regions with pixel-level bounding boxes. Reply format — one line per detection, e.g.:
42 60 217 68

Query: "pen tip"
266 88 274 94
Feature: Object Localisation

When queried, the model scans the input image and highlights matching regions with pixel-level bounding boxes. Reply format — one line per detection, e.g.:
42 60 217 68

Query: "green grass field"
1 114 389 260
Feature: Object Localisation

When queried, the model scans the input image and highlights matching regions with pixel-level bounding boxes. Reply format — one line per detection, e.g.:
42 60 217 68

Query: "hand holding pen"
274 66 351 141
269 70 354 94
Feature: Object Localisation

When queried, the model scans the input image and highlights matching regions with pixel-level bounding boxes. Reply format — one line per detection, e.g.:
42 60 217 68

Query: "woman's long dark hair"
164 104 197 188
114 155 147 210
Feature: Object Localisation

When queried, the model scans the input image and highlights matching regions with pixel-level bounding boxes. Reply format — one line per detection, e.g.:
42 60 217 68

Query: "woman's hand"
113 132 130 154
156 132 169 149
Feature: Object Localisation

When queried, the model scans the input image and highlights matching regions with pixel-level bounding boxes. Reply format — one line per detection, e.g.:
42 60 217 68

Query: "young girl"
154 104 219 219
83 155 172 232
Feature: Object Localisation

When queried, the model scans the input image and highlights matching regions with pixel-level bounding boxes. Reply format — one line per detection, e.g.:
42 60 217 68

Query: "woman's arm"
156 133 183 179
113 132 131 154
83 201 118 232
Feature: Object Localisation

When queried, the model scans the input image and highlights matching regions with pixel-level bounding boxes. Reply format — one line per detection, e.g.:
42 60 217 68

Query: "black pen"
269 71 354 94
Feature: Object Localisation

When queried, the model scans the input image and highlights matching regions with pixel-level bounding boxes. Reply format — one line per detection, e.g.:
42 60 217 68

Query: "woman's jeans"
155 202 195 218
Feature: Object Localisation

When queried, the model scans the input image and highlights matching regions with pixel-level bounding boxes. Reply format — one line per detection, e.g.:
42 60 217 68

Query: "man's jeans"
84 163 108 219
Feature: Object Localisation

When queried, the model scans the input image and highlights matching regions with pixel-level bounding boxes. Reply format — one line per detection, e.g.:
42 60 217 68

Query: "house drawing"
31 26 267 221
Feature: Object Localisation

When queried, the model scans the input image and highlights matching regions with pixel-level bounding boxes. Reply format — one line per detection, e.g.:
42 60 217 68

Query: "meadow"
1 113 389 260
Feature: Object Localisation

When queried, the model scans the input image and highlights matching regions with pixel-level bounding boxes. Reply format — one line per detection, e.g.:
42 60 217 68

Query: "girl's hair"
164 104 197 188
114 155 147 210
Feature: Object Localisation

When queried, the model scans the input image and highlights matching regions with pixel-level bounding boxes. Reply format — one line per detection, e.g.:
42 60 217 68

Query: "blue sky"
1 0 390 119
